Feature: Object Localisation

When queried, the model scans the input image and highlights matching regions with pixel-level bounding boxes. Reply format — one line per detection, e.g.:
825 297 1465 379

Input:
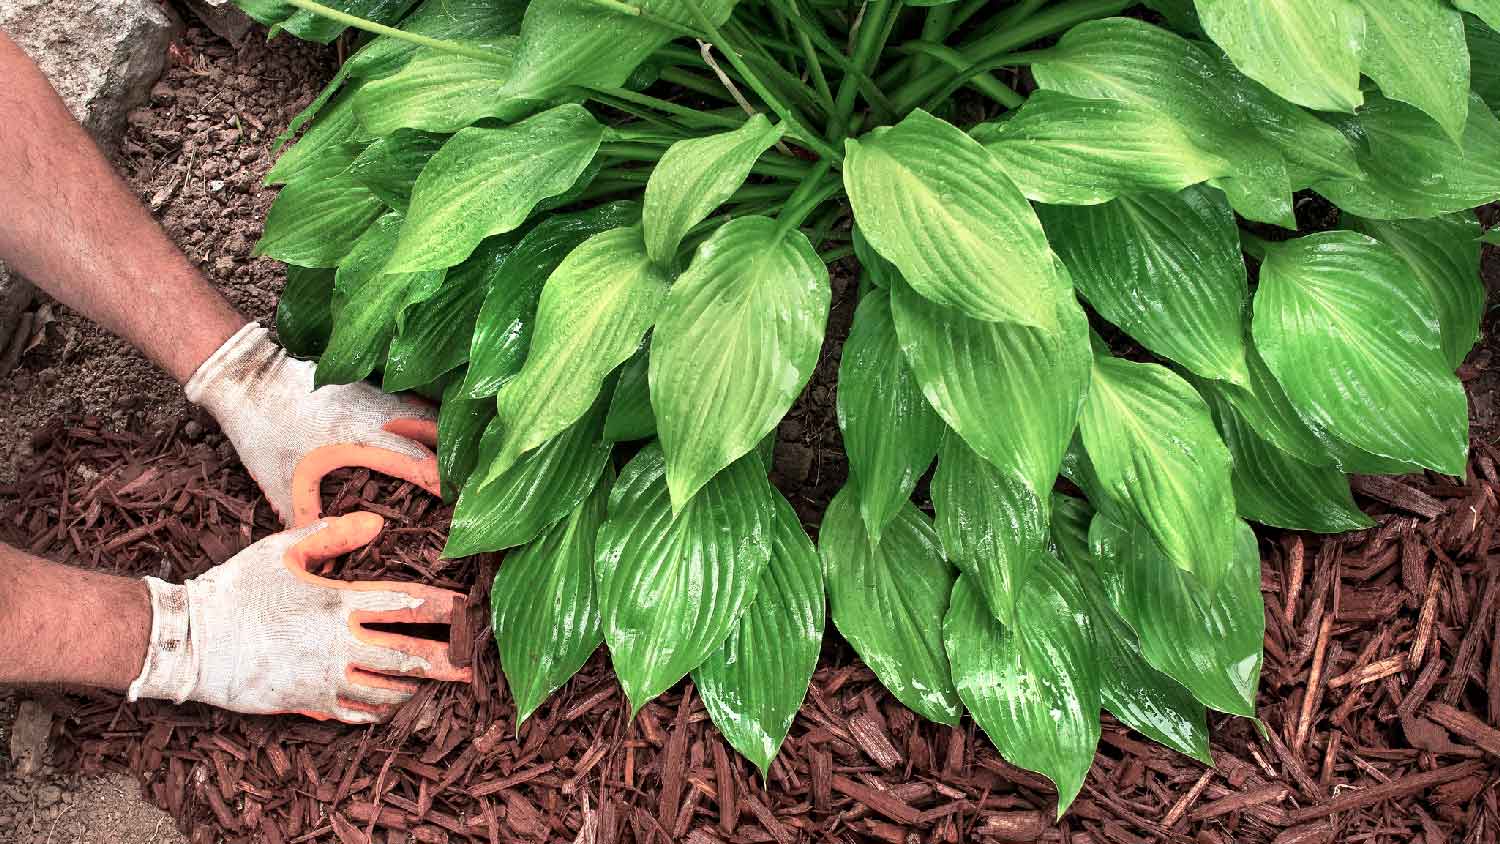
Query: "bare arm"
0 30 246 384
0 543 150 689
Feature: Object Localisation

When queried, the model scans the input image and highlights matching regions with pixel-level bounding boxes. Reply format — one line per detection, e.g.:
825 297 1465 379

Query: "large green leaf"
694 491 824 777
1038 186 1250 385
932 432 1047 625
461 202 640 401
347 130 446 213
820 486 963 725
490 226 667 478
274 0 419 44
1193 0 1365 112
1253 231 1468 474
1459 0 1500 29
603 345 655 442
387 104 604 273
844 109 1069 327
1203 388 1372 533
354 44 521 136
1089 513 1263 717
650 217 828 509
276 266 334 359
596 444 775 713
317 213 445 387
256 175 386 268
344 0 526 80
1050 495 1212 764
383 237 503 393
1348 213 1484 369
493 464 610 725
266 84 371 186
1317 94 1500 219
837 290 942 544
436 378 492 503
443 396 611 557
1354 0 1470 141
943 561 1099 815
642 115 785 266
891 280 1091 499
501 0 738 102
1470 14 1500 112
971 91 1231 205
1078 353 1236 590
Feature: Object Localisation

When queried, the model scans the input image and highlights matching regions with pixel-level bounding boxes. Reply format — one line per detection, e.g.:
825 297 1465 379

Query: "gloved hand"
185 322 439 527
127 513 470 723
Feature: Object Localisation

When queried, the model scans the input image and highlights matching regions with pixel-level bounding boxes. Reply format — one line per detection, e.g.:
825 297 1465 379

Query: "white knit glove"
126 513 471 723
185 322 440 527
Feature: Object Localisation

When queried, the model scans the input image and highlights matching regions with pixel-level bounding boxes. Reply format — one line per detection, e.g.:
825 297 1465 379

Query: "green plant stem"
657 66 739 101
596 142 672 162
789 4 834 106
897 42 1025 109
575 0 704 39
829 0 894 142
775 159 838 238
585 86 745 129
1239 230 1275 261
759 0 898 121
283 0 509 62
910 5 955 80
819 243 855 263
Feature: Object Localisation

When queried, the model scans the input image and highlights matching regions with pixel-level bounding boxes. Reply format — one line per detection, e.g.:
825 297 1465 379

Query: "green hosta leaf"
462 202 640 400
275 0 418 44
1253 231 1468 474
1079 353 1236 590
493 464 610 725
443 396 611 557
943 561 1099 814
650 217 828 508
1089 513 1263 717
1485 229 1500 246
891 280 1091 499
491 225 666 478
266 84 370 186
643 114 785 266
1354 0 1470 142
1348 213 1484 369
1192 0 1364 112
256 175 385 268
1038 186 1250 385
1317 94 1500 219
436 378 493 502
972 91 1231 205
502 0 738 102
317 213 445 387
343 0 526 81
1051 495 1212 764
354 44 521 136
1470 15 1500 111
1203 388 1372 533
851 225 896 289
347 130 446 213
837 290 941 544
384 232 521 393
276 266 334 359
597 444 775 713
694 491 824 776
820 486 962 725
844 109 1069 327
932 432 1046 624
387 104 605 273
1459 0 1500 29
604 345 654 442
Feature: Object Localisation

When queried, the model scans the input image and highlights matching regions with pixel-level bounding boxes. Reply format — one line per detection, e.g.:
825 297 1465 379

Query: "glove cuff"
126 576 200 704
184 321 281 409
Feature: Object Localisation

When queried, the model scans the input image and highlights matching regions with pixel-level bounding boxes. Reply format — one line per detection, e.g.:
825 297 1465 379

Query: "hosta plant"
242 0 1497 811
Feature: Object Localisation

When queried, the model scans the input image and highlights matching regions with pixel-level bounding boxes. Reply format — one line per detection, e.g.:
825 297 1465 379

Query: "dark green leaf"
820 485 963 725
596 444 775 713
347 130 447 213
1253 231 1468 474
387 104 604 273
436 377 493 503
694 490 824 777
274 0 419 44
344 0 526 80
604 345 654 442
943 560 1099 814
1469 14 1500 112
493 464 610 724
1459 0 1500 30
844 109 1070 327
276 266 334 359
851 225 895 289
650 217 828 509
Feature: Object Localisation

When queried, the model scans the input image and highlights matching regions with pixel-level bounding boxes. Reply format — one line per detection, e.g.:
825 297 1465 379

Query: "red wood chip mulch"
3 387 1498 844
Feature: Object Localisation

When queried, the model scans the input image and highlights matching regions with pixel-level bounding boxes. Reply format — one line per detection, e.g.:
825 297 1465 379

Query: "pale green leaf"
255 175 386 268
1193 0 1364 112
650 217 828 509
353 43 520 137
597 445 775 713
820 485 963 725
266 83 371 186
1354 0 1470 141
1458 0 1500 29
844 109 1069 327
347 130 446 213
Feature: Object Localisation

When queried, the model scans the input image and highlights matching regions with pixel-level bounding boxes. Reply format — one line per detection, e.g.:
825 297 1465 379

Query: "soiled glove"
126 513 470 723
185 322 439 527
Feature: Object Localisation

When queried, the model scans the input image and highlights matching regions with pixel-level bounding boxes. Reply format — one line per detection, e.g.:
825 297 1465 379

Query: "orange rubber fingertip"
290 444 441 526
384 417 438 448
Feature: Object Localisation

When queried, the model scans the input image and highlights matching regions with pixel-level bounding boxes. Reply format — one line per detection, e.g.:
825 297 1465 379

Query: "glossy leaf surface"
347 130 446 213
436 378 493 503
1193 0 1364 112
604 345 655 442
276 266 334 359
256 174 385 268
1353 0 1470 141
353 44 519 136
266 84 370 186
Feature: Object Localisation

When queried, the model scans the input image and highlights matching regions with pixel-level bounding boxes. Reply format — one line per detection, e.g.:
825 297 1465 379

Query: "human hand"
184 323 439 527
126 512 470 723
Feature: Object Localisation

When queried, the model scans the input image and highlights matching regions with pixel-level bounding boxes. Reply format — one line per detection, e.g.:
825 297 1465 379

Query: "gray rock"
0 0 174 144
184 0 254 45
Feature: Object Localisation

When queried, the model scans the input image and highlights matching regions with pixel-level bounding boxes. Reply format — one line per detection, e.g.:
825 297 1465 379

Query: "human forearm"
0 542 150 690
0 30 246 383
